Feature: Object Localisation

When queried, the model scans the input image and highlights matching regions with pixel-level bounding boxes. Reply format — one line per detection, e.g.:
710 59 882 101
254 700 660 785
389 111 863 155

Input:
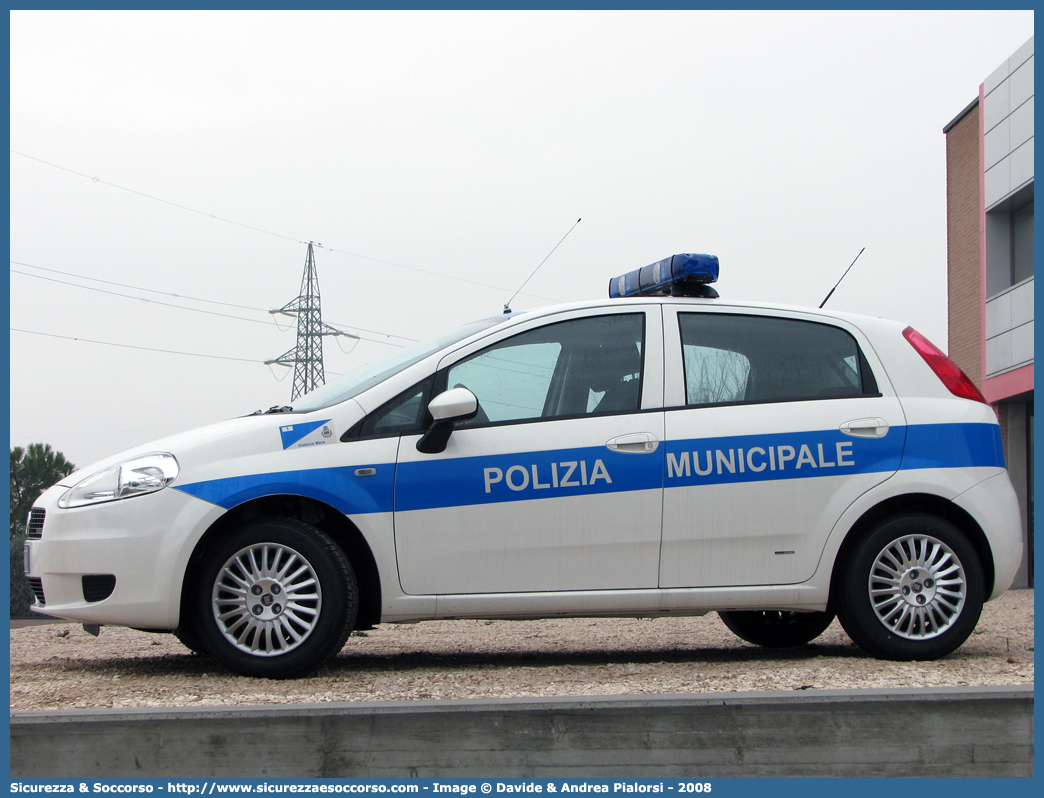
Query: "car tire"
836 514 984 661
173 625 210 657
718 610 835 648
193 518 357 679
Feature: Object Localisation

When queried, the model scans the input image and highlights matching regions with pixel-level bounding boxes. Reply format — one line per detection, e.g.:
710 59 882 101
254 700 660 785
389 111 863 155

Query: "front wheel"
718 610 835 648
193 518 358 678
836 514 984 661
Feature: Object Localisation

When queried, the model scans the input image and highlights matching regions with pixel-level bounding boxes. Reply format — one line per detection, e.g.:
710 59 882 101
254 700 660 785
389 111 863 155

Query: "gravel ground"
10 589 1033 712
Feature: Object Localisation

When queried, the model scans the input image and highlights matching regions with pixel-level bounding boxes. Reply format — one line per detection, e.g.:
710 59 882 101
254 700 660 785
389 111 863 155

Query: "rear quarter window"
679 313 877 407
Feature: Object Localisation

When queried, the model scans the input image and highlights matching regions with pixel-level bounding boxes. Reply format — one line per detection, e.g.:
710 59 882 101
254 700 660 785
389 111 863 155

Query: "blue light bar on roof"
608 254 719 299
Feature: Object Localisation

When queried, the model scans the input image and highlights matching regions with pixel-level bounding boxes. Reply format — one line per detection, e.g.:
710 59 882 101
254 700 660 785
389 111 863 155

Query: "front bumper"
24 483 225 629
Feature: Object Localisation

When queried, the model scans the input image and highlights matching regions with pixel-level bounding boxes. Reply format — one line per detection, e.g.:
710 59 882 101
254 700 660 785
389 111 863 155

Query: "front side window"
291 317 502 413
445 313 645 427
346 377 433 440
679 313 874 407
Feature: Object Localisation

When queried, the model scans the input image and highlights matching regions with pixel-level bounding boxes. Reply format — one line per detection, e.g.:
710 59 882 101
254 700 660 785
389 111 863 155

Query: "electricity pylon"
266 242 355 401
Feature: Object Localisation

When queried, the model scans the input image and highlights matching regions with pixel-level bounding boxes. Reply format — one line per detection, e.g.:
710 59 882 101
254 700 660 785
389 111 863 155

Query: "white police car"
24 254 1023 678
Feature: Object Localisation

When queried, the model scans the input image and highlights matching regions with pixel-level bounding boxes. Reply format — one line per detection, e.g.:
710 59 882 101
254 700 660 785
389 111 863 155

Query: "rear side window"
678 313 877 407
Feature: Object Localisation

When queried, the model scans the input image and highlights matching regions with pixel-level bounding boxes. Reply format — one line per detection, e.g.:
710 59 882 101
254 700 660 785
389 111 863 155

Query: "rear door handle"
840 418 889 438
607 433 659 453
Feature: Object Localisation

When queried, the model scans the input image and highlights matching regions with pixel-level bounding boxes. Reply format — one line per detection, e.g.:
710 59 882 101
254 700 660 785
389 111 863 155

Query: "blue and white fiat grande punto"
24 254 1023 678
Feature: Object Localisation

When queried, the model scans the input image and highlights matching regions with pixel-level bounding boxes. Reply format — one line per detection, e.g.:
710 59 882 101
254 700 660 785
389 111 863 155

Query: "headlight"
58 453 180 509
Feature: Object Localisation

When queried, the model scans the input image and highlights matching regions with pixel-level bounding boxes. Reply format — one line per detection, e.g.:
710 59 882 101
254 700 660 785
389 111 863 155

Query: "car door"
659 306 907 588
394 306 665 595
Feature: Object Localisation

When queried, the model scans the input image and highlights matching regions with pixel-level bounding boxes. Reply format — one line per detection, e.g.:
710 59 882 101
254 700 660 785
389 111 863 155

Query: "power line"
11 150 560 303
12 327 349 377
11 150 301 245
320 244 559 302
11 259 264 312
11 328 264 364
11 268 282 329
11 260 414 346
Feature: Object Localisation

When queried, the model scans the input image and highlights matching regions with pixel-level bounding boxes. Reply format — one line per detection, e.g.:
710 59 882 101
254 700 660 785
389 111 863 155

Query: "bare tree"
685 347 749 405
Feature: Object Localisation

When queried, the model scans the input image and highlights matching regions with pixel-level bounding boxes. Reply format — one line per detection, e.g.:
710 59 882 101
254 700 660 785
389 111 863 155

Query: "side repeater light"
609 254 720 299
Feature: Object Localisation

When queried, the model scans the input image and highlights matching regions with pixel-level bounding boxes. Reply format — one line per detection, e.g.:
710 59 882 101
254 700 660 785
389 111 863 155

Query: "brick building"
944 36 1033 587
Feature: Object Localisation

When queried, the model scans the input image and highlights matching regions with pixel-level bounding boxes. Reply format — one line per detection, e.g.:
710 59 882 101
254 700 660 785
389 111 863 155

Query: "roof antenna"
819 247 865 309
503 218 582 314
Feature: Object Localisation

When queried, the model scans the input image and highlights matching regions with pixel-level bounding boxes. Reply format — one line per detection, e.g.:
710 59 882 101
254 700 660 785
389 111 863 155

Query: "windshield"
291 317 505 413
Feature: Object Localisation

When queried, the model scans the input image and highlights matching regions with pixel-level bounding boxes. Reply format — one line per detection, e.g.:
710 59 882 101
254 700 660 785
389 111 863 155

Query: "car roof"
502 294 898 330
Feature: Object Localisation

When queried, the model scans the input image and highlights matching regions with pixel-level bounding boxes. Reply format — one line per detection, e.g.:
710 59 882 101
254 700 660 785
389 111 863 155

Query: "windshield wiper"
252 405 294 415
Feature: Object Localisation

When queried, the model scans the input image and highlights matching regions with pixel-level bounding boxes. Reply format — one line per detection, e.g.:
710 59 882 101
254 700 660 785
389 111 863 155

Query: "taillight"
903 326 987 404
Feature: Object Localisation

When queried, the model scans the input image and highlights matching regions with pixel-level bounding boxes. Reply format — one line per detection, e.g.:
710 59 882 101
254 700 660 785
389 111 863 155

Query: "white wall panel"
984 117 1010 169
1010 137 1034 191
1010 56 1034 108
986 332 1013 375
1009 97 1034 148
1011 321 1034 368
1011 37 1035 73
985 159 1010 207
984 58 1010 98
1010 279 1035 327
986 292 1012 338
983 79 1009 132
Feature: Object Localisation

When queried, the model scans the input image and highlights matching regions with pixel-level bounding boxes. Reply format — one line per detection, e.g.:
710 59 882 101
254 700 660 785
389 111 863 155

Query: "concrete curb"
10 686 1034 778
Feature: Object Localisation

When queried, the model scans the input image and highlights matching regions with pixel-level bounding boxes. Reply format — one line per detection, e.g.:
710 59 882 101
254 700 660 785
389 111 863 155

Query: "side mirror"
428 387 478 422
416 387 478 454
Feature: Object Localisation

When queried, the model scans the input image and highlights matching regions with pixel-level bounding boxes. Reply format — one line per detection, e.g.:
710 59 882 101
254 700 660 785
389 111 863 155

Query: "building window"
1012 201 1034 285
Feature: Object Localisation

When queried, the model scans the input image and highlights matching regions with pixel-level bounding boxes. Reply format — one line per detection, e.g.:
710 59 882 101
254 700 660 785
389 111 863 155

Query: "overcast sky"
8 9 1035 471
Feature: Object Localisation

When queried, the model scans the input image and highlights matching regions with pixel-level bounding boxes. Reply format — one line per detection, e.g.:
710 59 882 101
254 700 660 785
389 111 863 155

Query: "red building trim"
978 82 987 389
984 362 1034 404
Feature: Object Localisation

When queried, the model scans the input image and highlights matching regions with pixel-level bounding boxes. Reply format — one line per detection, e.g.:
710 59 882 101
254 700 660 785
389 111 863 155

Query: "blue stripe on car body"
175 464 393 514
173 422 1004 513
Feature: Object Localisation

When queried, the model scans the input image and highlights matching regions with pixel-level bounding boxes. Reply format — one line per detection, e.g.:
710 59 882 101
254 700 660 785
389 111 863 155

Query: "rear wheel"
718 610 835 648
836 514 984 661
193 518 357 678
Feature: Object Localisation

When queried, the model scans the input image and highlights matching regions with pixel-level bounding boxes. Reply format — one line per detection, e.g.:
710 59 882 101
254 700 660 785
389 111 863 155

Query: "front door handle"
607 433 659 453
840 418 890 438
